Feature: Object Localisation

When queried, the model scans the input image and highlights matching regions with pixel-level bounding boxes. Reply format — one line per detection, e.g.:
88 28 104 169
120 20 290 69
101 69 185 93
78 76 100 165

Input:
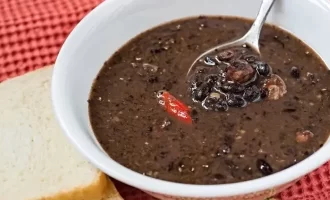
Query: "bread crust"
36 172 108 200
36 172 123 200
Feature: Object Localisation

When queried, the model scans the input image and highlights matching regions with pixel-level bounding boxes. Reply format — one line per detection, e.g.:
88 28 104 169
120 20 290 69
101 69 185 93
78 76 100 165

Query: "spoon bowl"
187 0 276 77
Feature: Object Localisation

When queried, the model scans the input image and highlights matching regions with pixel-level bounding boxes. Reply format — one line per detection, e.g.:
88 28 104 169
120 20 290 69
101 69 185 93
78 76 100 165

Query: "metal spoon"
187 0 276 77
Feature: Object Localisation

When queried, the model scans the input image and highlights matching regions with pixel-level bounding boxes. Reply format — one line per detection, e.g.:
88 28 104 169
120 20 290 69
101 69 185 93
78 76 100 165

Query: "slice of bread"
102 180 124 200
0 66 123 200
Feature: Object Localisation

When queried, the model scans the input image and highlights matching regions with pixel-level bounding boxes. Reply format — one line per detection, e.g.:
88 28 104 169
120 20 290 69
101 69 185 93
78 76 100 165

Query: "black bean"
202 96 218 110
189 74 204 90
256 159 273 176
204 74 219 86
204 56 216 66
213 81 222 92
214 100 229 111
227 95 247 108
201 92 228 111
218 83 231 93
219 83 245 94
260 88 269 99
255 61 272 77
243 85 261 102
290 66 300 79
192 83 211 102
190 81 203 91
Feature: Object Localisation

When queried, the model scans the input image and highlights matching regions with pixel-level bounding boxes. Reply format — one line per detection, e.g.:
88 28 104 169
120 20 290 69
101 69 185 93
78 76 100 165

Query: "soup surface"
89 16 330 184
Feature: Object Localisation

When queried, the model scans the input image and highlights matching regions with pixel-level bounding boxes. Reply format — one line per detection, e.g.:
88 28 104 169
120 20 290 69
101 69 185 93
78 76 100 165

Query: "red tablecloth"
1 0 330 199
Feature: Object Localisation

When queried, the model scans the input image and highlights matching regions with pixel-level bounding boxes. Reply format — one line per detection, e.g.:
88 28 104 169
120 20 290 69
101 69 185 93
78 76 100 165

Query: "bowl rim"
52 0 330 197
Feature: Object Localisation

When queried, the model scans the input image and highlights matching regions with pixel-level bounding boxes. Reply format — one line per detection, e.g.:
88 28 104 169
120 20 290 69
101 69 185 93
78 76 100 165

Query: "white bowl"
52 0 330 199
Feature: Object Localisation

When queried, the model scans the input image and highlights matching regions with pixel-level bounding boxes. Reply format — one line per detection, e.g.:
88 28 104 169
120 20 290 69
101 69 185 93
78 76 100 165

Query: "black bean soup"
89 16 330 184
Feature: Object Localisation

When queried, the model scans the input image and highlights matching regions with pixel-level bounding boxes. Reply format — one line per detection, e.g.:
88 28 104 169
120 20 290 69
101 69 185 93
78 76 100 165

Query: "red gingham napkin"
1 0 330 199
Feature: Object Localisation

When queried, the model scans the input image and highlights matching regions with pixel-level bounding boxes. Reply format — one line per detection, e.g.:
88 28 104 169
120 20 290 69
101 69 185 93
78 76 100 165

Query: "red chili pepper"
157 90 192 124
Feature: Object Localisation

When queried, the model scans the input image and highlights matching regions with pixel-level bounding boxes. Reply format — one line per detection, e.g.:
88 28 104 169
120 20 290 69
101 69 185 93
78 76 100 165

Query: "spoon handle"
244 0 276 51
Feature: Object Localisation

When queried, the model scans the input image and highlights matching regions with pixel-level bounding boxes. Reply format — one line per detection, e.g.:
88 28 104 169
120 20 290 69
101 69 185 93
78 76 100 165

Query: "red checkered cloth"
1 0 330 199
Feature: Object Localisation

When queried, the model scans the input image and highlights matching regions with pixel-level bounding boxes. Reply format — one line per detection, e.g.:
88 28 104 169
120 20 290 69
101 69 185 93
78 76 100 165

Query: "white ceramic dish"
52 0 330 199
